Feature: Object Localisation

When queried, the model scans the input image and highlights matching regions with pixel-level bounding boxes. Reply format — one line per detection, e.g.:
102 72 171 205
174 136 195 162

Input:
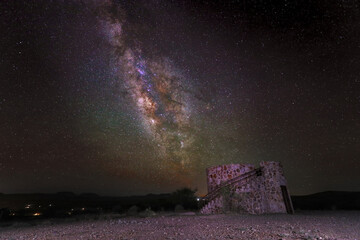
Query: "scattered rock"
0 212 358 239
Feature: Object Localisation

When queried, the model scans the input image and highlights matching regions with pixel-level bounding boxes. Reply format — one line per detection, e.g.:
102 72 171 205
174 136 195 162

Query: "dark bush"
127 205 139 216
170 188 198 210
0 208 10 221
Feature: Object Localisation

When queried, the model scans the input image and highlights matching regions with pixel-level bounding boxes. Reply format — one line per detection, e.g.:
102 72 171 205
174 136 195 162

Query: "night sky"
1 0 359 196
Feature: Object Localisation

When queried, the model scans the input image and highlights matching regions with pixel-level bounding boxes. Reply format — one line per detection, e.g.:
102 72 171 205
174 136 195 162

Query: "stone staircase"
200 167 262 214
200 196 224 214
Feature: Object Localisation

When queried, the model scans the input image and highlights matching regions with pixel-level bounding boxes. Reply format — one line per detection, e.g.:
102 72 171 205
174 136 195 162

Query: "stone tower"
200 161 294 215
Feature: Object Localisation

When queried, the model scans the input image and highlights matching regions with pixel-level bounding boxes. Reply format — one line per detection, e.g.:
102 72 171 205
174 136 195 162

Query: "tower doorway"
281 185 294 214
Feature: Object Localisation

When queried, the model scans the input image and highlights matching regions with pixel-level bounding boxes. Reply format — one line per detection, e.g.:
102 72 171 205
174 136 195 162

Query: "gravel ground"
0 211 359 240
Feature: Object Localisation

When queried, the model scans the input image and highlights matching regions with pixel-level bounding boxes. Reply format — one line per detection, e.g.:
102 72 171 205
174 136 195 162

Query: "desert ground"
0 211 359 240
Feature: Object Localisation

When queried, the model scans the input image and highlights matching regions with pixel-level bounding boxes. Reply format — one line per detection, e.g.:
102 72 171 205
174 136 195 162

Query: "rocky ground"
0 211 359 240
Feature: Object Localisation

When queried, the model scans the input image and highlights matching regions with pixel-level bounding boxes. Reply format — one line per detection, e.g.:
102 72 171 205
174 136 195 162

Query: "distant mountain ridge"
1 191 360 211
291 191 360 210
0 192 172 210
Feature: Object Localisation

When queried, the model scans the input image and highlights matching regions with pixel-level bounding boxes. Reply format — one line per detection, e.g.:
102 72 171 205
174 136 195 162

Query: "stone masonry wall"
206 164 255 193
232 175 267 214
260 161 287 213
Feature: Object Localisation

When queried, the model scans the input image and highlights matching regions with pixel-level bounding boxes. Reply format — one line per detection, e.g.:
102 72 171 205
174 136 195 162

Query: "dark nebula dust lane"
0 0 359 196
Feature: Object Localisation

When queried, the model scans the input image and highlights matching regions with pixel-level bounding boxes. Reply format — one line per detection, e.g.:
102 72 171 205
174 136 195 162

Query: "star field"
0 0 359 196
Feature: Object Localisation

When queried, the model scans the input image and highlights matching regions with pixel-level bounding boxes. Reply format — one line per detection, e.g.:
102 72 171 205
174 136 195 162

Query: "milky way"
97 0 197 178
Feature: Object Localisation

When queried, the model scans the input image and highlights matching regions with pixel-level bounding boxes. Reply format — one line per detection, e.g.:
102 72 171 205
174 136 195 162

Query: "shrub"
112 205 124 213
171 188 198 210
139 207 156 218
174 204 184 212
126 205 138 216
